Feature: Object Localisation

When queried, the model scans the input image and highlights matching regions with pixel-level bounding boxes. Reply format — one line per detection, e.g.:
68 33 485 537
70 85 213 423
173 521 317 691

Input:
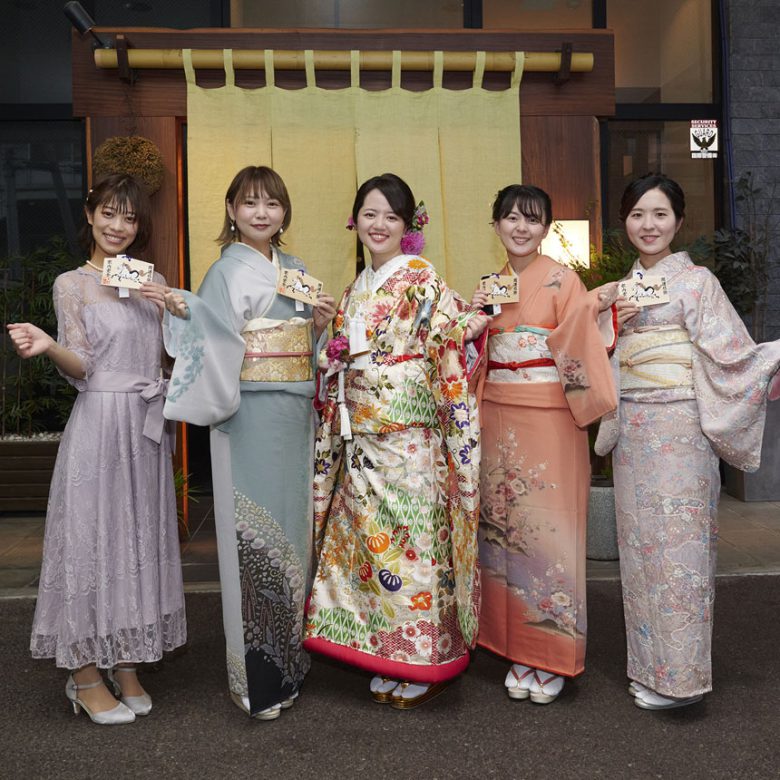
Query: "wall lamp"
64 1 111 48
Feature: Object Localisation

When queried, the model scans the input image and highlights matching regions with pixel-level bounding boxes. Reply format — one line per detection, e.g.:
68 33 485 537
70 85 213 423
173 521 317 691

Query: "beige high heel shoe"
65 675 135 725
108 666 152 716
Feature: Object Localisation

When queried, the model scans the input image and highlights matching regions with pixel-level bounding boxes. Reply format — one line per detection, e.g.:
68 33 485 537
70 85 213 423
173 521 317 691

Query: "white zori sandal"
528 670 565 704
634 688 703 710
504 664 535 700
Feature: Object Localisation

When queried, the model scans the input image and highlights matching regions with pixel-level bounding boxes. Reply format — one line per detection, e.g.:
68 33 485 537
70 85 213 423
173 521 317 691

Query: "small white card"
100 255 154 289
618 274 670 307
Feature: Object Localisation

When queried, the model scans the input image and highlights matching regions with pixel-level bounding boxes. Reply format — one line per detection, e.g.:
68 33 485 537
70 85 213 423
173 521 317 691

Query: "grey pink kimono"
596 251 780 697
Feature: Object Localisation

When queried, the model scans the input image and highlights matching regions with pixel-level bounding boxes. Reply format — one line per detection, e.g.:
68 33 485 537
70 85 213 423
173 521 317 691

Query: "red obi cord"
375 353 424 366
487 357 556 371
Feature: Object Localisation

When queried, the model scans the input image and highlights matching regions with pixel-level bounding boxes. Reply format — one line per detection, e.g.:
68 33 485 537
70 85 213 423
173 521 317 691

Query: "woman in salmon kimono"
303 173 488 708
163 166 335 719
596 173 780 710
471 185 616 705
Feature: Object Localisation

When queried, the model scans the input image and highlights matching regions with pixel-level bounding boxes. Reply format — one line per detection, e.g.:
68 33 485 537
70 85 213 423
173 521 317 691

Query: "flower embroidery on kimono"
449 401 469 429
437 633 452 654
402 621 421 639
543 268 566 289
367 299 395 329
410 591 432 611
414 634 433 657
314 456 331 476
459 441 474 464
558 354 590 393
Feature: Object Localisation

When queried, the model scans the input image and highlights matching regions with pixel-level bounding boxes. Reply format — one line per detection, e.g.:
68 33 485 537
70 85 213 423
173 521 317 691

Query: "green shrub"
1 236 78 437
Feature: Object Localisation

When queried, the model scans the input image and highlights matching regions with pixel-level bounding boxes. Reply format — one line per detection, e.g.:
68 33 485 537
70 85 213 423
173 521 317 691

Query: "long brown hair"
217 166 292 249
81 173 153 257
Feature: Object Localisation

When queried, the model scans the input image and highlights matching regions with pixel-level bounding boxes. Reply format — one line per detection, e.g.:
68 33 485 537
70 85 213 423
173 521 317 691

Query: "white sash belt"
619 325 693 391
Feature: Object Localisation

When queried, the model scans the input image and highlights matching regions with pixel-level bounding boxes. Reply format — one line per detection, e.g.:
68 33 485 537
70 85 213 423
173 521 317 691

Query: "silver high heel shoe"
229 691 282 720
65 675 135 725
108 667 153 716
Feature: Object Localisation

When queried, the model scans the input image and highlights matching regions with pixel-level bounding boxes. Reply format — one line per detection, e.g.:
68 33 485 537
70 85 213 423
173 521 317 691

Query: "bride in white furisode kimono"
303 174 488 709
163 166 335 719
596 173 780 711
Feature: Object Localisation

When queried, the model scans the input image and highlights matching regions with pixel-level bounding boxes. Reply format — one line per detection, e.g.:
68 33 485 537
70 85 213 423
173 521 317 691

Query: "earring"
278 227 284 236
230 220 236 233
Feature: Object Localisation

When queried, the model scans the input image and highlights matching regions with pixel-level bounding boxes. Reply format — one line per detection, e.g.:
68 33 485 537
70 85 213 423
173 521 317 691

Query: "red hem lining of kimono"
476 639 583 679
464 327 488 381
607 304 618 351
303 636 470 683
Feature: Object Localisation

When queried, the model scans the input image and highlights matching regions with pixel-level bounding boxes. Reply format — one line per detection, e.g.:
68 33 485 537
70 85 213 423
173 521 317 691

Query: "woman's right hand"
164 291 190 320
471 289 490 310
615 298 640 329
6 323 54 359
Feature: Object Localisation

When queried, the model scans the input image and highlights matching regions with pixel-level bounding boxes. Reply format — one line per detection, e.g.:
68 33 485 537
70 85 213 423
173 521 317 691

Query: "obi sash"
240 316 313 382
486 325 559 384
619 325 693 392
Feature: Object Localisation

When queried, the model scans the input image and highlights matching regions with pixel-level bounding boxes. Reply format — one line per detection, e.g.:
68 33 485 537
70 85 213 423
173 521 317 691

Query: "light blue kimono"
164 241 320 714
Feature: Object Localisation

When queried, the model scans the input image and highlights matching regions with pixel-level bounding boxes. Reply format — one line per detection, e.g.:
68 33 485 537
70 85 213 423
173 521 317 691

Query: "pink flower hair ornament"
401 201 429 255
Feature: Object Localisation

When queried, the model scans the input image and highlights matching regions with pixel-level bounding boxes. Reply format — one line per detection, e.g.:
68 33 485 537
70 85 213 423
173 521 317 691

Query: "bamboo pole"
93 48 594 73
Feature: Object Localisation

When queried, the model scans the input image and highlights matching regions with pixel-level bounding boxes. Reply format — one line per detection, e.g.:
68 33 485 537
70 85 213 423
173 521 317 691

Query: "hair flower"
401 230 426 255
400 201 429 255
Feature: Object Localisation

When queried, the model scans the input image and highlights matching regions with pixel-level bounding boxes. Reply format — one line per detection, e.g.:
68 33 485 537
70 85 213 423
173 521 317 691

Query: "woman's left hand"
597 281 620 311
465 312 489 342
140 281 170 316
313 294 337 340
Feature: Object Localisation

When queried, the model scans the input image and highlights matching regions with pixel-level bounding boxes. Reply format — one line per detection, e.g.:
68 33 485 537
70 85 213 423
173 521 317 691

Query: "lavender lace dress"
30 267 186 669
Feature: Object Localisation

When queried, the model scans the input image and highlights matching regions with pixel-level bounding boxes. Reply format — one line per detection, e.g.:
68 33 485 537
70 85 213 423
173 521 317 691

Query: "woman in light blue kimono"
163 166 335 719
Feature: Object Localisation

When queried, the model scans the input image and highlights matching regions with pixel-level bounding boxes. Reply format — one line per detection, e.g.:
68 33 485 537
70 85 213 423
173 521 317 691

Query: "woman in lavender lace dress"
7 174 186 725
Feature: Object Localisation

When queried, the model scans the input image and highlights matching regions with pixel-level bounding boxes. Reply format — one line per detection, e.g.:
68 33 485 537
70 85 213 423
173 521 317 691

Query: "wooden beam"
92 48 594 73
72 28 615 118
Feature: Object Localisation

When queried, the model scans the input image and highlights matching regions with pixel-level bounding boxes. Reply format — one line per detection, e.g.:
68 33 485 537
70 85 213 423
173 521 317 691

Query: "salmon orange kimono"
476 255 615 677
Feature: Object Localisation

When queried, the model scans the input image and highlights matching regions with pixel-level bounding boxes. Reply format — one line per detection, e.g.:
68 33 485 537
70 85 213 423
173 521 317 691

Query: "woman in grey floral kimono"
163 166 335 719
596 173 780 710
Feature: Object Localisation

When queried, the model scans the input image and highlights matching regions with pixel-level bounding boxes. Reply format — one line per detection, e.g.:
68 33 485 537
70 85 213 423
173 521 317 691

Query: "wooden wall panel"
522 115 602 250
72 28 615 119
87 115 181 286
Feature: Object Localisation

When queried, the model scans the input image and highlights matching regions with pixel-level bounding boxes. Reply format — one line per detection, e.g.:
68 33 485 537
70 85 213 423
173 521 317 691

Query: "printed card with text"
479 273 520 304
277 268 323 305
100 255 154 289
617 275 670 307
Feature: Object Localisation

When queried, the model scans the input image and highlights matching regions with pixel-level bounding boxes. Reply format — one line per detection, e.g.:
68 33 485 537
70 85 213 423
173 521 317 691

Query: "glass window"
483 0 592 29
608 0 713 103
94 0 217 28
0 0 217 104
0 122 84 260
231 0 464 28
605 121 716 245
0 4 72 103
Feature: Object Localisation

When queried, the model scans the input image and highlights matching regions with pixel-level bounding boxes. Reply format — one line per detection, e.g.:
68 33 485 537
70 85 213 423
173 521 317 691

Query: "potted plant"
0 236 78 511
712 172 780 500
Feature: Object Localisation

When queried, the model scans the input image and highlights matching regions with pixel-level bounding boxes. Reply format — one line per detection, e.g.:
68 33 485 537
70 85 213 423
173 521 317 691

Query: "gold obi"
619 325 693 391
240 317 313 382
